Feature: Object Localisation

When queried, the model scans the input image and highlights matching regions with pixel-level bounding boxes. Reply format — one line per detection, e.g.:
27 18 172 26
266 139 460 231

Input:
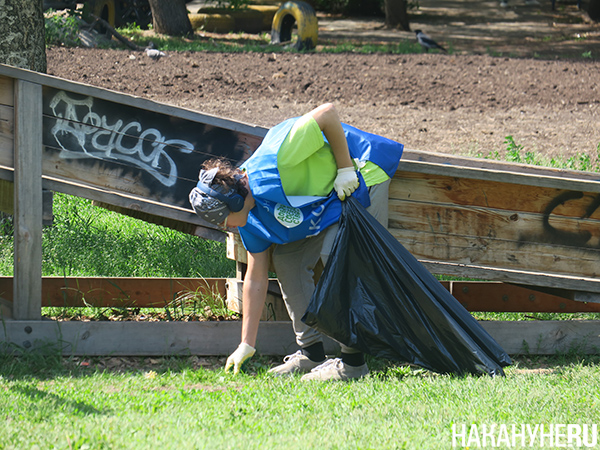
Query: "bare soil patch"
46 0 600 160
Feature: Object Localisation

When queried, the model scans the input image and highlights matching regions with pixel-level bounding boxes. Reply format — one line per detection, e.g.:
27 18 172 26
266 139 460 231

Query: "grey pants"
272 179 391 354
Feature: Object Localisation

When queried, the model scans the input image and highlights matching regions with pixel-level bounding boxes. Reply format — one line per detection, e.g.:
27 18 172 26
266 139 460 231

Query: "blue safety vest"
239 117 403 253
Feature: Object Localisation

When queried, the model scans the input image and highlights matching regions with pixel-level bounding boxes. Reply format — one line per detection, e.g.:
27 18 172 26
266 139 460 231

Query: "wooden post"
13 79 42 320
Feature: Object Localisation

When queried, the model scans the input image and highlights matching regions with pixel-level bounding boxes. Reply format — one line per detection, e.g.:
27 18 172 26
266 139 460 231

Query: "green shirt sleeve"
278 115 337 197
277 114 390 197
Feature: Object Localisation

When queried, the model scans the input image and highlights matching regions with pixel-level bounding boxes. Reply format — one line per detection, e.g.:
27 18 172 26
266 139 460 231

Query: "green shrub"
44 10 81 47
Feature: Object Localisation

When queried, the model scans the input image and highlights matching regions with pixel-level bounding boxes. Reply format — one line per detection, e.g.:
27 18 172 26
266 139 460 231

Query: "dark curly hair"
201 158 248 198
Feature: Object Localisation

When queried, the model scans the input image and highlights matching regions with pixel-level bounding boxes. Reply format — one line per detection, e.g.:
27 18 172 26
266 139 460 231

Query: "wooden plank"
480 320 600 354
388 170 600 290
13 79 42 320
0 320 289 356
0 75 13 107
0 277 227 308
0 320 329 356
422 260 600 293
388 202 600 277
389 199 600 255
0 104 14 166
39 84 264 211
401 149 600 185
390 171 600 219
397 159 600 194
1 319 598 355
450 282 600 313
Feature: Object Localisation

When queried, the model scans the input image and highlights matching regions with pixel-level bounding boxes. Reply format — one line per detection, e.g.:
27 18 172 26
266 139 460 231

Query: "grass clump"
115 25 422 55
483 135 600 173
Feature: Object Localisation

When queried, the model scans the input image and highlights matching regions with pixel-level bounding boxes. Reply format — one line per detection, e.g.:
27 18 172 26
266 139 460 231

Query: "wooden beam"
400 149 600 185
421 260 600 294
0 277 227 308
2 319 599 356
450 282 600 313
0 104 13 153
481 321 600 355
13 79 42 320
397 159 600 194
0 320 308 356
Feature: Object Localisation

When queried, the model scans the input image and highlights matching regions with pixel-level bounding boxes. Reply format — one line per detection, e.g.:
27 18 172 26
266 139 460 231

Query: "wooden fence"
1 63 600 356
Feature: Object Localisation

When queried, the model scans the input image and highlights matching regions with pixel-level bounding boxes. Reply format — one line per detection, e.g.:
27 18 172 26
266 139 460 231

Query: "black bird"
415 30 447 53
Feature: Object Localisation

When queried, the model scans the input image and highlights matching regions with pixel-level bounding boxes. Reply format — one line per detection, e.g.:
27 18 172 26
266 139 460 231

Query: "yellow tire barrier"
189 13 236 33
271 1 318 50
191 7 267 33
247 5 280 31
88 0 117 27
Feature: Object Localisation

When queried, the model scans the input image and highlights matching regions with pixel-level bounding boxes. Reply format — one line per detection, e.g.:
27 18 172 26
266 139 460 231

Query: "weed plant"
485 136 600 173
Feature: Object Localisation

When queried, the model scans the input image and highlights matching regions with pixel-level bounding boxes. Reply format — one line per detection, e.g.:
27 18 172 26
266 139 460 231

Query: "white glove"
225 342 256 374
333 167 359 201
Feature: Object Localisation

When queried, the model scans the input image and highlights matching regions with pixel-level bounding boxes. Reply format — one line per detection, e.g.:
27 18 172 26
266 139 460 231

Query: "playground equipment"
2 63 600 356
271 1 318 50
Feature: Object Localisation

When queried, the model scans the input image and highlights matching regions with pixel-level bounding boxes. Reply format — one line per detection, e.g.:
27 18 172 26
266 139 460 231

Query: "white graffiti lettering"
48 91 194 187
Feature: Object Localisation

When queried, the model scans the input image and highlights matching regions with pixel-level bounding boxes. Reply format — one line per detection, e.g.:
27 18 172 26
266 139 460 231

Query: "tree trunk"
148 0 193 37
588 0 600 21
0 0 46 72
384 0 410 31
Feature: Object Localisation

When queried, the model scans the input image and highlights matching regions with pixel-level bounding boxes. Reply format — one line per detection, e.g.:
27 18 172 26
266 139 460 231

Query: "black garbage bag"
302 197 512 376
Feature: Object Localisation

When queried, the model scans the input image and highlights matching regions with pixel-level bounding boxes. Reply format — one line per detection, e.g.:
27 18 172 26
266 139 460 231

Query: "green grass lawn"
1 353 600 450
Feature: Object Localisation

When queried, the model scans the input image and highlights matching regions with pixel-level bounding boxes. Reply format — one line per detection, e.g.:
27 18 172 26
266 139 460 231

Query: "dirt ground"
46 0 600 160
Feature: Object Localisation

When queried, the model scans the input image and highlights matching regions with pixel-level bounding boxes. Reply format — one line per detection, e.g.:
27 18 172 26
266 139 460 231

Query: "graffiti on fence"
519 190 600 250
47 90 194 187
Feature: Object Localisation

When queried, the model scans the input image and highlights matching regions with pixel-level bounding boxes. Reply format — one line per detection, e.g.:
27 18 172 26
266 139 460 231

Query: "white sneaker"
268 351 326 376
300 358 369 381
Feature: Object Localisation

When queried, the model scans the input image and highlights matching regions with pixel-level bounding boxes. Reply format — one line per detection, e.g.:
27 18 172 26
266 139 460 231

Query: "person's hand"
333 167 359 201
225 343 256 374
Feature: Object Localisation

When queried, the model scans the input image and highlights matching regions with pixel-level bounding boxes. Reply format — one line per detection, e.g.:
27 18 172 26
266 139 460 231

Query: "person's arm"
225 248 269 373
309 103 353 169
241 249 269 347
310 103 359 200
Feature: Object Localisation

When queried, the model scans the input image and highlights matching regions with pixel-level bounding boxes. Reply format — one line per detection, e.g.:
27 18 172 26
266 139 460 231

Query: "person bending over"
189 103 403 381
